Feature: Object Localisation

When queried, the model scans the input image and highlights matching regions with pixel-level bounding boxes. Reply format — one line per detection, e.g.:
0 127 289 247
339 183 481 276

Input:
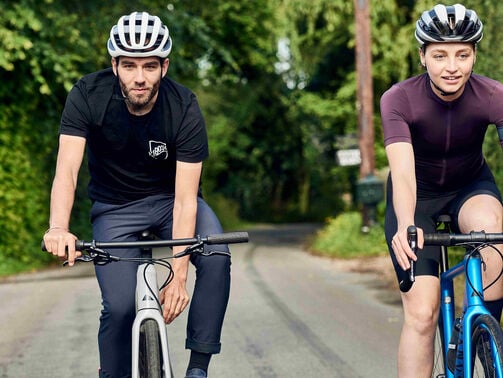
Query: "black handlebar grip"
74 240 86 251
399 225 417 293
206 232 249 245
423 233 451 246
41 240 87 252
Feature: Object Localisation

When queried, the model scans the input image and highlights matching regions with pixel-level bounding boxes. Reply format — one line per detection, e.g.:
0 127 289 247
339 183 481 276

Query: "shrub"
310 211 388 258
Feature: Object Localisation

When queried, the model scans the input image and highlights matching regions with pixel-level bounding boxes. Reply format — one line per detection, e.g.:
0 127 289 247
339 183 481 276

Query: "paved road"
0 224 403 377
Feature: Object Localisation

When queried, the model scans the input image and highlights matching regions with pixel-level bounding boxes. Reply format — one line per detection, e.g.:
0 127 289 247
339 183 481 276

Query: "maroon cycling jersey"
381 72 503 193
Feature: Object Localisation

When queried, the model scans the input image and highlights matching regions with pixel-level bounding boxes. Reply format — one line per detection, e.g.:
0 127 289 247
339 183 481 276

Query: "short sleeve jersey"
380 73 503 193
60 68 209 204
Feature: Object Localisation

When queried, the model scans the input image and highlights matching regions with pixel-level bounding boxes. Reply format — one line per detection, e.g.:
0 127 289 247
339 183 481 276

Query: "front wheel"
471 314 503 378
432 324 446 377
139 319 163 378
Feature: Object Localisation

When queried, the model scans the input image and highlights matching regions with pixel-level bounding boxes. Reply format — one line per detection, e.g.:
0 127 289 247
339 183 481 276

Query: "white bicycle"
43 231 249 377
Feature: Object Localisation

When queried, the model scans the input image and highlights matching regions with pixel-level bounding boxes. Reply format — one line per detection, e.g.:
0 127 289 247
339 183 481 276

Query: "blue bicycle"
405 218 503 378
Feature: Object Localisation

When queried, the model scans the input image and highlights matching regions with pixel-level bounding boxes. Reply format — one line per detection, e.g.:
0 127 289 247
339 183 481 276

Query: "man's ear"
162 59 170 77
111 58 118 76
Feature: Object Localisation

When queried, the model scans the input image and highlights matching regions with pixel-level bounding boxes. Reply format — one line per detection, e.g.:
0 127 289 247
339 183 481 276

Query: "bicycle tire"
471 314 503 378
432 323 447 378
139 319 163 378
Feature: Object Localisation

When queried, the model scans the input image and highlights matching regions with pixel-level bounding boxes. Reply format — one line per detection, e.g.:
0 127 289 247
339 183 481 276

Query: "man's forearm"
48 178 76 230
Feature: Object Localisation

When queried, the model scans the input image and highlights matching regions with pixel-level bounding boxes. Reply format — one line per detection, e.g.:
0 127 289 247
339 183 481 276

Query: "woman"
380 4 503 377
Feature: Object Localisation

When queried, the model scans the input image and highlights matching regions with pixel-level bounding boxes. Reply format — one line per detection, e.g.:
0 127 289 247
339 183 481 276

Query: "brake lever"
173 242 204 258
399 226 418 293
62 248 116 266
63 254 94 266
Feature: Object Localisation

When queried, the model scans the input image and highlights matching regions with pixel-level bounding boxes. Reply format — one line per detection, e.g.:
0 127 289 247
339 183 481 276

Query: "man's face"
112 57 169 115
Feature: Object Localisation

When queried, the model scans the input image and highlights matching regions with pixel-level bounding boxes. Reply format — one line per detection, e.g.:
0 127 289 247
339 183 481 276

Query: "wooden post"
354 0 374 178
354 0 375 231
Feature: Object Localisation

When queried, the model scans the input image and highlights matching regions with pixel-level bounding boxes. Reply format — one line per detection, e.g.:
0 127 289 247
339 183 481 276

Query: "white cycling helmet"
108 12 172 58
415 4 483 46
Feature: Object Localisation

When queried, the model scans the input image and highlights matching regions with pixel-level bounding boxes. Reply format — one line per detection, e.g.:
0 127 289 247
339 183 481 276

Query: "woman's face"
420 42 476 101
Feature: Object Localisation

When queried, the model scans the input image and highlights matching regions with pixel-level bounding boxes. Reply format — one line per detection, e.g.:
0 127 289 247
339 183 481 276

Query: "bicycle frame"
405 226 503 377
439 249 502 377
41 231 249 377
131 262 172 378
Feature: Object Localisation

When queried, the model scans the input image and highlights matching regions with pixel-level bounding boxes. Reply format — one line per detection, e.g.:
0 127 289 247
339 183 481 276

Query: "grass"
0 257 50 277
310 211 388 258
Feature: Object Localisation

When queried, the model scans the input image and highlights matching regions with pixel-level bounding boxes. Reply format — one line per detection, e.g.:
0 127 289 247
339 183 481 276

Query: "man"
43 12 231 378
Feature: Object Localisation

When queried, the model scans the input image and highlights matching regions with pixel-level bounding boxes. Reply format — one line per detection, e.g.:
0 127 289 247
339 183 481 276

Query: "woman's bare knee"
459 195 503 233
401 276 439 335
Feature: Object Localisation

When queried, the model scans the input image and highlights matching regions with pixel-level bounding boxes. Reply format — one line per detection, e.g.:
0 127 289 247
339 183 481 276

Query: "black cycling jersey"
60 68 208 204
380 73 503 193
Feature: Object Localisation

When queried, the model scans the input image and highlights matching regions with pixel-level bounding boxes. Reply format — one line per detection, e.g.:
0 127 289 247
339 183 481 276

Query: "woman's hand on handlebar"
43 228 81 266
391 225 424 271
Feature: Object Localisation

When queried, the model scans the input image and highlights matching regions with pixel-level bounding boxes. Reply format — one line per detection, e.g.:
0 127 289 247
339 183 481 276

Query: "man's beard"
119 79 160 114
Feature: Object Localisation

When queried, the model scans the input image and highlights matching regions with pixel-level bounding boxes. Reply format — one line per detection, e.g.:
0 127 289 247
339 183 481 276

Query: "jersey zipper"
439 104 452 186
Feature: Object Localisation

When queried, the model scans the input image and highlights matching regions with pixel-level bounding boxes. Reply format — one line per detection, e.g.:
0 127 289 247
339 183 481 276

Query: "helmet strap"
430 78 461 97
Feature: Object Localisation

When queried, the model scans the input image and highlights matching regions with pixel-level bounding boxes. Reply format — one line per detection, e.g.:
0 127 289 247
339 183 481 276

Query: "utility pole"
354 0 374 178
354 0 382 232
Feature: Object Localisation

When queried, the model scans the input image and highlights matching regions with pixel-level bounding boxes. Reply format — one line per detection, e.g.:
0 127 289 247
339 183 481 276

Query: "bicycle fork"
132 263 173 378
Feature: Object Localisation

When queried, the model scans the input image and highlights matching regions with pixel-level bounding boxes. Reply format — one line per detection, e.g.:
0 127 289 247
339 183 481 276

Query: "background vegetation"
1 0 503 274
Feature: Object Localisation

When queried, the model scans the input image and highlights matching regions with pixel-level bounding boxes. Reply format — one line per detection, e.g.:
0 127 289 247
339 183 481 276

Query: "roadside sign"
336 149 361 166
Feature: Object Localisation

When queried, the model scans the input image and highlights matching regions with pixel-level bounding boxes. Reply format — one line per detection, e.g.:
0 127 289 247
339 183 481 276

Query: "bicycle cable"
66 243 207 314
71 247 187 311
108 255 176 308
457 242 503 298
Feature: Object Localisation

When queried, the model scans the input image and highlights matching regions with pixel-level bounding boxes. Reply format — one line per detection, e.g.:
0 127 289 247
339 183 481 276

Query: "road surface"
0 224 402 377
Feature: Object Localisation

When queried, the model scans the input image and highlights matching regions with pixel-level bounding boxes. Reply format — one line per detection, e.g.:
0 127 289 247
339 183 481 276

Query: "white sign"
336 149 361 166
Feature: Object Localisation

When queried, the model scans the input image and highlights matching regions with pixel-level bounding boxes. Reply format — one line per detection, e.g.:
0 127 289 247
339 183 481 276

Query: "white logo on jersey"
149 140 168 160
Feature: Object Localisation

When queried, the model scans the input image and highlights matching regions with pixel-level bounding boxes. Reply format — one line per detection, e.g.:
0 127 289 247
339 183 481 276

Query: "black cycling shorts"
384 164 502 283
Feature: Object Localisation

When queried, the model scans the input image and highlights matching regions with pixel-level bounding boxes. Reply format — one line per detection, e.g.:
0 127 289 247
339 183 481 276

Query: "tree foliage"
3 0 503 272
0 0 91 272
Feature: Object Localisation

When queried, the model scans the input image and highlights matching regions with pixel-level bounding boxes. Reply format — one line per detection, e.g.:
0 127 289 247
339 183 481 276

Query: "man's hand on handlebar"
43 229 81 266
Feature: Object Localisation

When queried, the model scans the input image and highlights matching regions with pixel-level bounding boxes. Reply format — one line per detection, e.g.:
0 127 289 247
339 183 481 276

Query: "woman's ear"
419 48 426 68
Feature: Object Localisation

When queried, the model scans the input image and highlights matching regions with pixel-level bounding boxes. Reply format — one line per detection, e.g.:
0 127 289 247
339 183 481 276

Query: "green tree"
5 0 503 274
0 0 91 272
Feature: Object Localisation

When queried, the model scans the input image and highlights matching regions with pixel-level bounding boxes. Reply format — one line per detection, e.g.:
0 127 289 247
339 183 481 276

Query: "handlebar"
42 231 249 266
401 228 503 293
41 231 249 252
423 231 503 246
41 231 249 294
